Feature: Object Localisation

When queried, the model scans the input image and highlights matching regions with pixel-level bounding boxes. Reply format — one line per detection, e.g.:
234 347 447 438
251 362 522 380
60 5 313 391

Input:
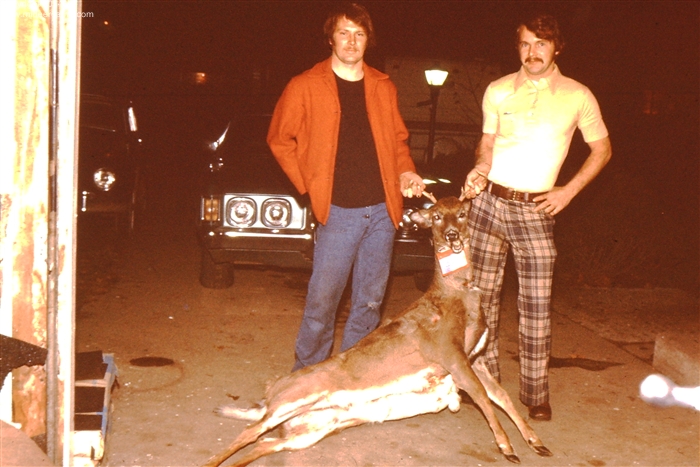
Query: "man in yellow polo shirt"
463 13 612 421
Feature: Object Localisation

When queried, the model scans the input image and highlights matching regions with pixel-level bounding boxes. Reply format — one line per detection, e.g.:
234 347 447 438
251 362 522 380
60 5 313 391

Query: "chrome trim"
220 231 312 240
80 191 90 212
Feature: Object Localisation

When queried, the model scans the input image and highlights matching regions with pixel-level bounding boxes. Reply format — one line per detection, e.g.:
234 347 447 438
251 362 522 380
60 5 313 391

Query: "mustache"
525 57 544 63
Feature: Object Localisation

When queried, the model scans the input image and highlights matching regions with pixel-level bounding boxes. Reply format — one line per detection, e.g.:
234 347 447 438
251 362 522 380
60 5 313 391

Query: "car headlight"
261 199 291 228
93 168 116 191
226 197 256 227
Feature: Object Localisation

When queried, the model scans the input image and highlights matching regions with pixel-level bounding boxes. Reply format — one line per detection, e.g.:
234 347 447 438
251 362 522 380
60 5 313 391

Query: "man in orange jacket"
267 2 424 371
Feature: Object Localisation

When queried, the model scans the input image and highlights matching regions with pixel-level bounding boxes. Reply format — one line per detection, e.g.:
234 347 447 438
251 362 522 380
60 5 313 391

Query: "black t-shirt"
332 74 385 208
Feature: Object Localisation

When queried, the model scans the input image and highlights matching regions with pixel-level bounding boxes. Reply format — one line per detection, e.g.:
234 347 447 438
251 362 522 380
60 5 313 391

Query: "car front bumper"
199 227 435 273
199 228 315 269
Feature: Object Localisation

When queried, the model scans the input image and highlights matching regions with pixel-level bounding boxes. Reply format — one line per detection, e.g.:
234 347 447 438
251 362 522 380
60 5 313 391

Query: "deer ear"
409 209 432 228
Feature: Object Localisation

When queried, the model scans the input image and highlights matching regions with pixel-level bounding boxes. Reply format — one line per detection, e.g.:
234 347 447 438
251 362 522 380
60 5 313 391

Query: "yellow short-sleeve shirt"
483 65 609 192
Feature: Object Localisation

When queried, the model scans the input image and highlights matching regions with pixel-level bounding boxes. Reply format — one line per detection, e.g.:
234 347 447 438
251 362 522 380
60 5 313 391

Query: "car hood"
202 136 301 198
199 114 300 197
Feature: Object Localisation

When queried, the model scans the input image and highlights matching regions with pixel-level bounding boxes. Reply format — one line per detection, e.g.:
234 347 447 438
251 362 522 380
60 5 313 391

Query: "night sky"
81 1 699 96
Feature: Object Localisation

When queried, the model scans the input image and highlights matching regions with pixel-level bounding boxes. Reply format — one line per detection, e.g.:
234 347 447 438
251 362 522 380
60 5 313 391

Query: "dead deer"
203 195 552 467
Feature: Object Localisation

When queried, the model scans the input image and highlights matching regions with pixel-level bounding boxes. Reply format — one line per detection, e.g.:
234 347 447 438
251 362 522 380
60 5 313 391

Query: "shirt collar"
514 64 562 94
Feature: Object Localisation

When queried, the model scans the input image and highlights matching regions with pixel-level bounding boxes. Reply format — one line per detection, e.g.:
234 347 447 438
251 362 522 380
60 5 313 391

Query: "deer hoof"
504 453 521 464
533 444 553 457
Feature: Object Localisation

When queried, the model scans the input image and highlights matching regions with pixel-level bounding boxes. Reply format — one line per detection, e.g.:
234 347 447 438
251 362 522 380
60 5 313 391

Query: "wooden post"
0 0 80 464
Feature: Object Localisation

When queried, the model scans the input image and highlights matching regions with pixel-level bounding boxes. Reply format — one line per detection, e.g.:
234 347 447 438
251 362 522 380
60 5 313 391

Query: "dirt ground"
70 205 699 467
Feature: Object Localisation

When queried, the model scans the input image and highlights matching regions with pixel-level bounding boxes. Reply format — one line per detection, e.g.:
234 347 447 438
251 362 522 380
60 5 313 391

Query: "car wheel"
200 249 234 288
413 270 433 292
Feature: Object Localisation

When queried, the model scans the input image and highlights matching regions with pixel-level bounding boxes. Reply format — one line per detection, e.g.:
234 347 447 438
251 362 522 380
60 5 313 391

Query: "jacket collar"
309 57 389 85
514 64 562 94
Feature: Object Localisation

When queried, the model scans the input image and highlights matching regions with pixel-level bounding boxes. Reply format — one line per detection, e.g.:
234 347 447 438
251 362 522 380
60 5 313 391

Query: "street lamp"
424 68 449 165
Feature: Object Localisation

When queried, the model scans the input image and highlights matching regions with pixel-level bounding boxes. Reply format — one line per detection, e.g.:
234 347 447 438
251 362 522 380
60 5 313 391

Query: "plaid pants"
468 190 556 406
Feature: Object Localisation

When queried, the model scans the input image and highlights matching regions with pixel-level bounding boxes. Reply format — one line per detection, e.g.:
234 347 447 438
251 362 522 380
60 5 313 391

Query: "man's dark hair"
324 2 376 49
517 13 565 54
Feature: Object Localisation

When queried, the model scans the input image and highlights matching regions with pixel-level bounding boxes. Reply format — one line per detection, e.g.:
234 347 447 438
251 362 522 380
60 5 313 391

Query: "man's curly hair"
517 13 565 54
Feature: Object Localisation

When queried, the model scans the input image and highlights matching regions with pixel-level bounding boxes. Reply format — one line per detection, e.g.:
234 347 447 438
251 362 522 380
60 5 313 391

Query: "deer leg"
472 356 552 457
224 438 291 467
446 357 520 463
204 394 323 467
202 422 270 467
226 405 360 467
224 427 335 467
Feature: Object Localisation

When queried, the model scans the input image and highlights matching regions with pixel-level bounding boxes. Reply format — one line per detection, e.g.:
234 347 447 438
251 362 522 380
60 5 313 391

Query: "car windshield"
81 101 121 132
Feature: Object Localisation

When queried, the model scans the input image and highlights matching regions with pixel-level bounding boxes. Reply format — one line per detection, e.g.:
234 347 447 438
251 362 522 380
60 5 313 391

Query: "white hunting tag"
437 248 469 276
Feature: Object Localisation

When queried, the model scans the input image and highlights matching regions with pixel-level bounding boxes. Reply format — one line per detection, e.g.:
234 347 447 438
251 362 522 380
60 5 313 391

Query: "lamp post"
424 68 448 165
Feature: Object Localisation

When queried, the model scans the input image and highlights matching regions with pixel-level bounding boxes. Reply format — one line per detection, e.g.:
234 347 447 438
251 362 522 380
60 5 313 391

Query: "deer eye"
432 214 442 222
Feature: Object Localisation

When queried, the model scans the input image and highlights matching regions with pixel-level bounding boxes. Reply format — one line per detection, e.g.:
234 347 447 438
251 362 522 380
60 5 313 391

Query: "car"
78 93 143 233
197 113 460 289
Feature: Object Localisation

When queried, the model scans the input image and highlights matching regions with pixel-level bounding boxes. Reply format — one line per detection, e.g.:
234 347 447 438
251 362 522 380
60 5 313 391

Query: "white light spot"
640 374 670 399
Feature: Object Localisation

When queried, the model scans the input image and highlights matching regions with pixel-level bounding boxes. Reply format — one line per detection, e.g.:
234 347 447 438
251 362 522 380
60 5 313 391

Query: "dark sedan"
78 94 143 233
197 114 459 289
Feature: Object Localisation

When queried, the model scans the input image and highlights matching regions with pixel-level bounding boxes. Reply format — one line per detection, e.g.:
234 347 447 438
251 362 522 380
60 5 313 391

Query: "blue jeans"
292 203 395 371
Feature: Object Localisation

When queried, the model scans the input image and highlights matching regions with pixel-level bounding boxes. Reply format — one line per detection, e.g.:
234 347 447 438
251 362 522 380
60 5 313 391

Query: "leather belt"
487 182 546 203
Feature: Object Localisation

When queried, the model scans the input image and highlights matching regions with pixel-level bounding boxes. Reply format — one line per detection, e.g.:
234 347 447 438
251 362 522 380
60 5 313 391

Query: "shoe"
527 402 552 421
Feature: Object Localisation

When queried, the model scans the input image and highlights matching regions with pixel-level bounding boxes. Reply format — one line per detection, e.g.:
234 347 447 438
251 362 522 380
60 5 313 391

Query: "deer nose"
445 229 459 242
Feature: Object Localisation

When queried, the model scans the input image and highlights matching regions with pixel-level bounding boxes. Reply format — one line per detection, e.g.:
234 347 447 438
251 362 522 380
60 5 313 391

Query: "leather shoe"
527 402 552 421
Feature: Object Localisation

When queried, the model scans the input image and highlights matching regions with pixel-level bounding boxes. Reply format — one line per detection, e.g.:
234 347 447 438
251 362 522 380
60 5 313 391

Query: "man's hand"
463 168 488 199
532 187 574 216
533 136 612 216
400 171 426 198
463 134 494 199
